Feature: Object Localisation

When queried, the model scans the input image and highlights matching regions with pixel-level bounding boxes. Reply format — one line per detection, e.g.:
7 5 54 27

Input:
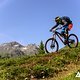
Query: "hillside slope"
0 43 80 80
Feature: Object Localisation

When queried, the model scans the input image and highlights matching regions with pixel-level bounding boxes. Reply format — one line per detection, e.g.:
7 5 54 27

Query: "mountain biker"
50 16 73 42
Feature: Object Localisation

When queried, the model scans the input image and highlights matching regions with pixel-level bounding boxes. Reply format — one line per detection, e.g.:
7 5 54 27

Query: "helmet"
55 16 61 23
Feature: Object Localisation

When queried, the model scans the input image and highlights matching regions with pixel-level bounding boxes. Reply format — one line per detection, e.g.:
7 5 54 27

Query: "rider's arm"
50 23 59 31
62 19 68 26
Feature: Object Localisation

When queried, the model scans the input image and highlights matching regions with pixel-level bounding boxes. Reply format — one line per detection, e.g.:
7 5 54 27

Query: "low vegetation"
0 43 80 80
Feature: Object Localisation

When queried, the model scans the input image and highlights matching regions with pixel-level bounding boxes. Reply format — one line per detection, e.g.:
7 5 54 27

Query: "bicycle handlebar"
50 27 62 32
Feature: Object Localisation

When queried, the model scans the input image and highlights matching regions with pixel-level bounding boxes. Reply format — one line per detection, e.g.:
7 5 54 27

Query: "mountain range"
0 41 39 58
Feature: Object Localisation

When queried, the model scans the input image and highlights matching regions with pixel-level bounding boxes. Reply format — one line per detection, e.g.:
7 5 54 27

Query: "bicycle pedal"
64 40 67 45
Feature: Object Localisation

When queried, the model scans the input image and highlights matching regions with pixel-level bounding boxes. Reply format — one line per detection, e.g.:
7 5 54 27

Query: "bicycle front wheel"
68 34 78 48
45 38 59 53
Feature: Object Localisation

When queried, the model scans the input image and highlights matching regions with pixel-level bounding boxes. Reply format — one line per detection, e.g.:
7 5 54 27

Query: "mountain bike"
45 27 78 53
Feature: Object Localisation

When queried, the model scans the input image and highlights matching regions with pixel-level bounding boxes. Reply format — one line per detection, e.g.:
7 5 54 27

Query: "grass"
0 43 80 80
62 71 80 80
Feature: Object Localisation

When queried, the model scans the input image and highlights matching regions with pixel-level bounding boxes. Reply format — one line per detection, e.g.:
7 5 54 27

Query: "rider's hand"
50 29 52 32
52 28 56 32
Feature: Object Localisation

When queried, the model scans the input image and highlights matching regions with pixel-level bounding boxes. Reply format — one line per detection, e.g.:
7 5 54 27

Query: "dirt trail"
37 64 80 80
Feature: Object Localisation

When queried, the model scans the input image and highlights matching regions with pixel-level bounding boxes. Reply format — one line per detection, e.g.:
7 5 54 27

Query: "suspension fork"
49 33 56 48
53 33 56 40
52 33 56 44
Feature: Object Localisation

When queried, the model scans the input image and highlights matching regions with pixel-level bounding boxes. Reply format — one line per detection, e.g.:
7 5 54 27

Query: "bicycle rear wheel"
45 38 59 53
68 34 78 48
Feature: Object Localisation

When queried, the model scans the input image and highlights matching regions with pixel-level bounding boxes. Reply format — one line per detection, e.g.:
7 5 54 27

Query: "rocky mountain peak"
0 41 23 48
0 41 39 58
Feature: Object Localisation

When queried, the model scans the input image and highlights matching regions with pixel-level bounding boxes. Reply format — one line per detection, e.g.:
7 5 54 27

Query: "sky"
0 0 80 48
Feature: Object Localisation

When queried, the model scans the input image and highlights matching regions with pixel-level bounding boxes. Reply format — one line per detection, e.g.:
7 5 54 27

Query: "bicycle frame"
52 31 68 44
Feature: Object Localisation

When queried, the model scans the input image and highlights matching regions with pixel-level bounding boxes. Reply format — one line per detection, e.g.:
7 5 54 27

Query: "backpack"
61 16 72 24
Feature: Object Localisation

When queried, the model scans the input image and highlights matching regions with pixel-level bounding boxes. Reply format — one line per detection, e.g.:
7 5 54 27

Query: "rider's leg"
61 26 68 37
61 26 68 44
